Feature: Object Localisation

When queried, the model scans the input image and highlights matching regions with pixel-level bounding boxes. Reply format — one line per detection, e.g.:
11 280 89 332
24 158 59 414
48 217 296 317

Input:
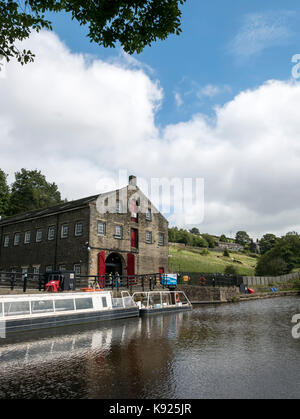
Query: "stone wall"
178 285 239 303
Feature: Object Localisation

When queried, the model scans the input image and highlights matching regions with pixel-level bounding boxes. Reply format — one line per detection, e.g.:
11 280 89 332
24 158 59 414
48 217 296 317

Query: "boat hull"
4 307 139 334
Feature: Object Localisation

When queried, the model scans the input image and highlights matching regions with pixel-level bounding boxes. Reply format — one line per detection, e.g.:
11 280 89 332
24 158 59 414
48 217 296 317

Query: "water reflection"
0 297 299 399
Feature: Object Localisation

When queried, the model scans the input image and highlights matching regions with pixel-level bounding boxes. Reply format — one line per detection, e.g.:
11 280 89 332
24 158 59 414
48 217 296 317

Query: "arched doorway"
105 253 123 276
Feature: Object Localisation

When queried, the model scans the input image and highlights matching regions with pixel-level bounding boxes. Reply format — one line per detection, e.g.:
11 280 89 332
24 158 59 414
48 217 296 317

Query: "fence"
243 271 300 286
0 271 165 293
177 272 243 287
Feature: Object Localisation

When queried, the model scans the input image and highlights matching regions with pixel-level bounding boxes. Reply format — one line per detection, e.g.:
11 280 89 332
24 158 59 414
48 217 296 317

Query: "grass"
168 245 257 276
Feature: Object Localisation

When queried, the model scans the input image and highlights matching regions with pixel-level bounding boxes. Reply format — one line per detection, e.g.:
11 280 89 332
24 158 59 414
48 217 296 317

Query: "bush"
223 247 230 257
224 265 238 275
200 248 210 255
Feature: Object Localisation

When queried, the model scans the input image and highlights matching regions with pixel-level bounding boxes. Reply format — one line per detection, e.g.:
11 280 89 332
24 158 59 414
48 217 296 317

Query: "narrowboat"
0 291 139 335
132 290 192 315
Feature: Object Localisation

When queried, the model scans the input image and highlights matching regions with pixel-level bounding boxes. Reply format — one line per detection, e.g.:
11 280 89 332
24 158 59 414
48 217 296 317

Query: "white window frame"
36 229 42 242
75 222 83 237
48 226 55 241
59 265 66 272
24 231 31 244
33 266 40 281
114 225 123 239
3 235 9 247
158 233 164 246
61 224 69 238
146 231 152 244
14 233 20 246
146 208 152 221
98 221 106 236
116 200 122 214
45 265 53 273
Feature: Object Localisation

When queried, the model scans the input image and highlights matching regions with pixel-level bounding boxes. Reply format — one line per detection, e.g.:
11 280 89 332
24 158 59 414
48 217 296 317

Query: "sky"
1 0 300 239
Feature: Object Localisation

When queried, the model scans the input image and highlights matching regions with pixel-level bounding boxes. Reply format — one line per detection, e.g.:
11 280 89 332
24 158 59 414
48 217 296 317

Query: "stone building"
0 176 169 279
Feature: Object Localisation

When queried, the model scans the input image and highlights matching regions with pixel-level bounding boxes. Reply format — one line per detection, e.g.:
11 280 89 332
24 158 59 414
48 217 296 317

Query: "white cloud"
2 31 300 238
229 11 296 59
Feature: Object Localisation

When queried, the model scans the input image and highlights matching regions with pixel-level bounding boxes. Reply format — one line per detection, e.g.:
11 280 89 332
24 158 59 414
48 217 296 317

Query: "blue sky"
46 0 300 126
2 1 300 237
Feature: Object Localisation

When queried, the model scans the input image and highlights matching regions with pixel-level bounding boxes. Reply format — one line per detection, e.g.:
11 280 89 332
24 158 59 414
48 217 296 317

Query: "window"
131 228 138 248
75 298 93 310
114 225 123 239
146 231 152 244
14 233 20 246
36 229 42 242
59 265 66 272
102 297 108 308
4 301 30 317
116 200 122 214
98 221 106 236
75 222 83 236
33 266 40 281
31 300 54 314
45 265 53 273
74 264 81 277
24 231 31 244
61 224 68 238
48 226 55 241
146 208 152 221
3 235 9 247
158 233 164 246
130 199 138 222
54 299 75 312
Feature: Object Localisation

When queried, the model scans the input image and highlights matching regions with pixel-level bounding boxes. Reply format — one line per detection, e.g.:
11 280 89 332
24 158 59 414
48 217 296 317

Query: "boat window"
112 298 123 308
101 297 107 308
4 301 30 317
148 293 162 308
162 293 172 306
54 299 75 312
75 298 93 310
123 296 135 308
31 300 54 314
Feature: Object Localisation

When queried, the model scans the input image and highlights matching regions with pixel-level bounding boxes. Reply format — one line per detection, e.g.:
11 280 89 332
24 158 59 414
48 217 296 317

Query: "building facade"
0 176 169 278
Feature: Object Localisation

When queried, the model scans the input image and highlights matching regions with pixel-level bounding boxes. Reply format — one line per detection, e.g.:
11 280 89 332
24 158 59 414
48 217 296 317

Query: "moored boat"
0 291 139 334
132 290 192 315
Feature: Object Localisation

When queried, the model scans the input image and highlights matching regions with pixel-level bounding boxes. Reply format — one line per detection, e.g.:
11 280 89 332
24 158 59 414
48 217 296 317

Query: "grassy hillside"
168 245 257 276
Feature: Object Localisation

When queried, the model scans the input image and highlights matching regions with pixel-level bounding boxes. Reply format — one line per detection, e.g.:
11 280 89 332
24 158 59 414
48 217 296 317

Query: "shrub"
223 247 230 257
224 265 238 276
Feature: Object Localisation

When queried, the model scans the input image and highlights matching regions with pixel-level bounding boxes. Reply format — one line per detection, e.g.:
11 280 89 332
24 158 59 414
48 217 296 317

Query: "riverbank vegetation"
169 245 256 275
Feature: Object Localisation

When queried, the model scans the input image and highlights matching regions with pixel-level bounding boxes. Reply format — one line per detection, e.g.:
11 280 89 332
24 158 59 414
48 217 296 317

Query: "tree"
189 227 200 235
219 234 227 242
9 168 63 215
0 168 10 217
202 233 216 248
258 233 278 255
1 0 186 64
255 233 300 276
235 231 251 246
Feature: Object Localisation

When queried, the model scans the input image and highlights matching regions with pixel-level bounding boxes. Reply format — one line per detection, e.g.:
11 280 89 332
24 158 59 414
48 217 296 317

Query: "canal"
0 296 299 399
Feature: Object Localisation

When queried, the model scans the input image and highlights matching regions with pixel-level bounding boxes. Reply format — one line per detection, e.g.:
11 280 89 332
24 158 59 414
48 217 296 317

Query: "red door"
131 228 138 248
98 251 106 288
127 253 135 276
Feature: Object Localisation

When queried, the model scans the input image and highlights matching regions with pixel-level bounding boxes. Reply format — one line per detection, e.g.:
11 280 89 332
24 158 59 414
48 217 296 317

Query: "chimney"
128 175 137 187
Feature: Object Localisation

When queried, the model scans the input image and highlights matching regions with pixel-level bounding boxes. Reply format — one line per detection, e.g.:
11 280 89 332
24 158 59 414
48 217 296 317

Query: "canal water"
0 296 299 399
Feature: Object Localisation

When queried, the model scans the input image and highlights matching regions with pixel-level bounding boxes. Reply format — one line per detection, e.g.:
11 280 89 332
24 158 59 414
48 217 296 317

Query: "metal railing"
0 271 165 293
177 272 243 287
